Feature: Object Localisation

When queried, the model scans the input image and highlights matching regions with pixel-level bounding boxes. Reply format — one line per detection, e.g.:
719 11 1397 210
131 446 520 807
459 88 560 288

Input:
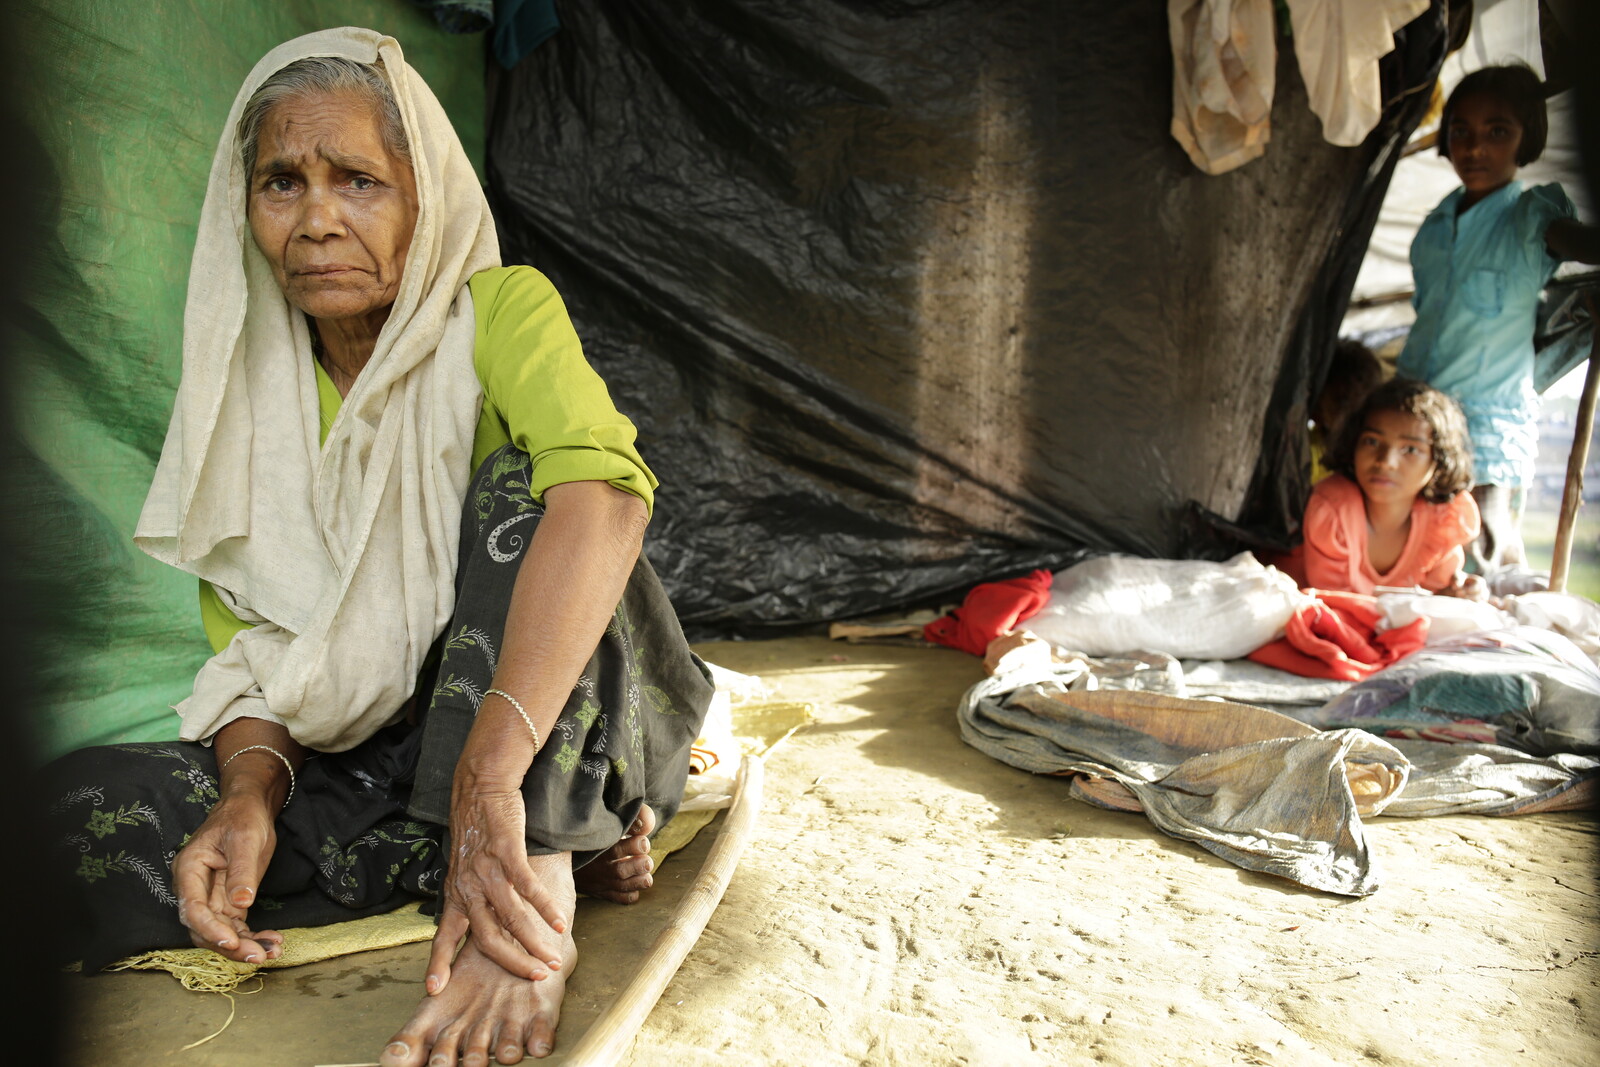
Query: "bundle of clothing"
957 664 1597 897
942 554 1600 896
1301 625 1600 757
1169 0 1431 174
938 554 1600 687
927 553 1305 661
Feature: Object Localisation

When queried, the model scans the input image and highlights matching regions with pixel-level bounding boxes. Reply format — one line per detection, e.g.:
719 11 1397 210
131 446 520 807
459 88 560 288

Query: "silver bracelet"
485 688 542 754
221 744 297 805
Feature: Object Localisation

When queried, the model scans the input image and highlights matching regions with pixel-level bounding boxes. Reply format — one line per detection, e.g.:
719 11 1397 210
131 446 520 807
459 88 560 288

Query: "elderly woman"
50 27 711 1066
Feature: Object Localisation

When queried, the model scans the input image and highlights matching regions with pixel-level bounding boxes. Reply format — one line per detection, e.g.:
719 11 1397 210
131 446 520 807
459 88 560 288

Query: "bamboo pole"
1550 328 1600 592
1401 129 1439 158
561 754 765 1067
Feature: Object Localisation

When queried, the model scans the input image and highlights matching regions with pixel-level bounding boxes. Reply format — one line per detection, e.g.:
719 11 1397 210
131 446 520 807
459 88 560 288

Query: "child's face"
1354 409 1436 509
1446 92 1522 202
1312 389 1347 437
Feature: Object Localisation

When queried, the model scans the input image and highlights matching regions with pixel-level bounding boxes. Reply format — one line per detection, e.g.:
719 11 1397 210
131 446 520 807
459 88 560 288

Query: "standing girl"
1398 64 1599 574
1286 378 1481 598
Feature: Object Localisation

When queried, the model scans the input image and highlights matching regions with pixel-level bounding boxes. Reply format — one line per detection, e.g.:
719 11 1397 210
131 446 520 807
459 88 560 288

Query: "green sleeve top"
199 265 656 654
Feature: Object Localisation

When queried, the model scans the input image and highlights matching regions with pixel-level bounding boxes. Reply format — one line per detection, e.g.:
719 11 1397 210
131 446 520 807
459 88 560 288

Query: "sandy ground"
62 637 1598 1066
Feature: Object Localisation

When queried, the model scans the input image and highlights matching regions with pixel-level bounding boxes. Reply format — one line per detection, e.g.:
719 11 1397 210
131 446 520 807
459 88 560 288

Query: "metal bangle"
485 688 542 754
221 744 297 806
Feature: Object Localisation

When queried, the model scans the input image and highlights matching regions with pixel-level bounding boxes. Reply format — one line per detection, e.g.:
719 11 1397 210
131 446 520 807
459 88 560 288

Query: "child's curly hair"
1437 64 1549 167
1327 378 1474 504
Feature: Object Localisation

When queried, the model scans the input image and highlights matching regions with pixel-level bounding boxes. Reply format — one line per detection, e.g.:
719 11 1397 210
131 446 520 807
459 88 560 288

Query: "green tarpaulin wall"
15 1 484 760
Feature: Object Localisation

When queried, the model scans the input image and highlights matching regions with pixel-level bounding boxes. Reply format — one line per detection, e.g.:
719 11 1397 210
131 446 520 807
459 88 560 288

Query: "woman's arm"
172 718 307 962
426 478 648 992
465 480 648 787
1546 218 1600 264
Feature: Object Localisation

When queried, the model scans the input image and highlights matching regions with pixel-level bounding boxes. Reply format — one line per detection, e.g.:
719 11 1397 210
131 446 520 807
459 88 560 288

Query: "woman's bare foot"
574 804 656 904
381 854 577 1066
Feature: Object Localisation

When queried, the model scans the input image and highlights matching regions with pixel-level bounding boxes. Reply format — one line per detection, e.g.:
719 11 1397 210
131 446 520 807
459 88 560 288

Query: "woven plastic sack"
1025 553 1307 660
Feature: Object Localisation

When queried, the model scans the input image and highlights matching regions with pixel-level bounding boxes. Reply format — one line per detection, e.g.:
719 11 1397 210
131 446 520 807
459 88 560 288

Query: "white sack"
1508 592 1600 661
1377 592 1515 641
1025 553 1307 660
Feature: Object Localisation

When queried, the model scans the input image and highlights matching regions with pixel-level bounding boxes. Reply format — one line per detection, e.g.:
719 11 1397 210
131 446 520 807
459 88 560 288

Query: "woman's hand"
425 773 571 994
173 792 284 963
173 718 304 963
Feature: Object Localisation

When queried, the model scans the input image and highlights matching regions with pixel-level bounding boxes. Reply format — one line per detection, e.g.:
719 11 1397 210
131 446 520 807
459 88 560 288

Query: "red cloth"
923 569 1053 656
1247 589 1428 681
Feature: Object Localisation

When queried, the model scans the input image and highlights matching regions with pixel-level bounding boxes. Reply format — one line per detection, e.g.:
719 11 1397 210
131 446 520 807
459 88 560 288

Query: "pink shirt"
1282 475 1480 594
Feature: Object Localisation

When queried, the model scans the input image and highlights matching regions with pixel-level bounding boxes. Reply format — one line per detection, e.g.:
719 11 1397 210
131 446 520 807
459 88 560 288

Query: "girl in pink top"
1285 378 1482 598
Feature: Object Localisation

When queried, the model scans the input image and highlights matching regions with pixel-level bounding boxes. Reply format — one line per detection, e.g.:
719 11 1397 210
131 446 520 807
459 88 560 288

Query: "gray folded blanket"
956 666 1597 896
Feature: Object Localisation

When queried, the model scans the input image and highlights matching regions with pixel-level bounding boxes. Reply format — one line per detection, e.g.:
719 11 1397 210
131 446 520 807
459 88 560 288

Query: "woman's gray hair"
237 57 410 178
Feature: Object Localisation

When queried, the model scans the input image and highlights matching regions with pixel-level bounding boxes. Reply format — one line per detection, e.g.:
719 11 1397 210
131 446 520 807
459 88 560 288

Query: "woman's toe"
497 1035 527 1065
460 1025 493 1067
526 1018 557 1059
630 804 657 839
427 1024 465 1067
379 1034 428 1067
614 854 653 880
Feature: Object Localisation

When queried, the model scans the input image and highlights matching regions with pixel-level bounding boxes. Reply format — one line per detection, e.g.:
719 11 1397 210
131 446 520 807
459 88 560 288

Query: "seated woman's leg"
386 446 712 1064
408 444 713 869
50 725 446 972
49 742 219 969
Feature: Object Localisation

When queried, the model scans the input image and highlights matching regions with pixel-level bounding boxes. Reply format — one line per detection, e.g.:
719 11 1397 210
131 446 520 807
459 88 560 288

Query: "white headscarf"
136 27 500 751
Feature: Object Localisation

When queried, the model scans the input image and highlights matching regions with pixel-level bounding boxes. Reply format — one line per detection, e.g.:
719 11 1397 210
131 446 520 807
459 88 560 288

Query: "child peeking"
1397 65 1600 572
1310 339 1384 484
1282 378 1483 599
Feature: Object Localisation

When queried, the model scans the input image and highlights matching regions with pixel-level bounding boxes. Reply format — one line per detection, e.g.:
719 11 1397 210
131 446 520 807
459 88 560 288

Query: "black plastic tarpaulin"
486 1 1448 635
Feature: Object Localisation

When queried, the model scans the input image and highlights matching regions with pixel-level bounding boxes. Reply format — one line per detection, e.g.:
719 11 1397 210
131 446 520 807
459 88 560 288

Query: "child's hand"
1439 571 1487 602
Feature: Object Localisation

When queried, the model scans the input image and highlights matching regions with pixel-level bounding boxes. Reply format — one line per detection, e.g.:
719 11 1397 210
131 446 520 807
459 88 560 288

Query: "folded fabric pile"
922 569 1052 655
957 665 1598 896
1249 588 1428 681
929 554 1600 880
1301 626 1600 757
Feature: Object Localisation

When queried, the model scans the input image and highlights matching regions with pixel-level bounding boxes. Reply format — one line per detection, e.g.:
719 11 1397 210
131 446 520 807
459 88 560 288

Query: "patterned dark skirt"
49 446 713 971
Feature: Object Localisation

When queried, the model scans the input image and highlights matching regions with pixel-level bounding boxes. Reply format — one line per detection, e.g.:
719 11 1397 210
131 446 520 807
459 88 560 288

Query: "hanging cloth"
1168 0 1277 175
1285 0 1431 147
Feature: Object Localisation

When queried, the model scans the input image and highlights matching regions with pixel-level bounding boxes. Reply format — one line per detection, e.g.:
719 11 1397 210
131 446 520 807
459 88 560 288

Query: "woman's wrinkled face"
247 90 418 322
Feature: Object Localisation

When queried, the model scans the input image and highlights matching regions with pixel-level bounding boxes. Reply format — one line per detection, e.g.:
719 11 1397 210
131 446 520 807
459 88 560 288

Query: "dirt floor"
62 637 1599 1066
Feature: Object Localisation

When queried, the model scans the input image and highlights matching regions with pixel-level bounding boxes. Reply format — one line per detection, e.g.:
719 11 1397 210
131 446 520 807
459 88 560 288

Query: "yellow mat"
105 698 812 994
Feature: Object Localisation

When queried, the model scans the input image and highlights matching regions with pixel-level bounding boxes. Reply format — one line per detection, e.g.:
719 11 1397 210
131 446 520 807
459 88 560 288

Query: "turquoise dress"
1397 181 1575 487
